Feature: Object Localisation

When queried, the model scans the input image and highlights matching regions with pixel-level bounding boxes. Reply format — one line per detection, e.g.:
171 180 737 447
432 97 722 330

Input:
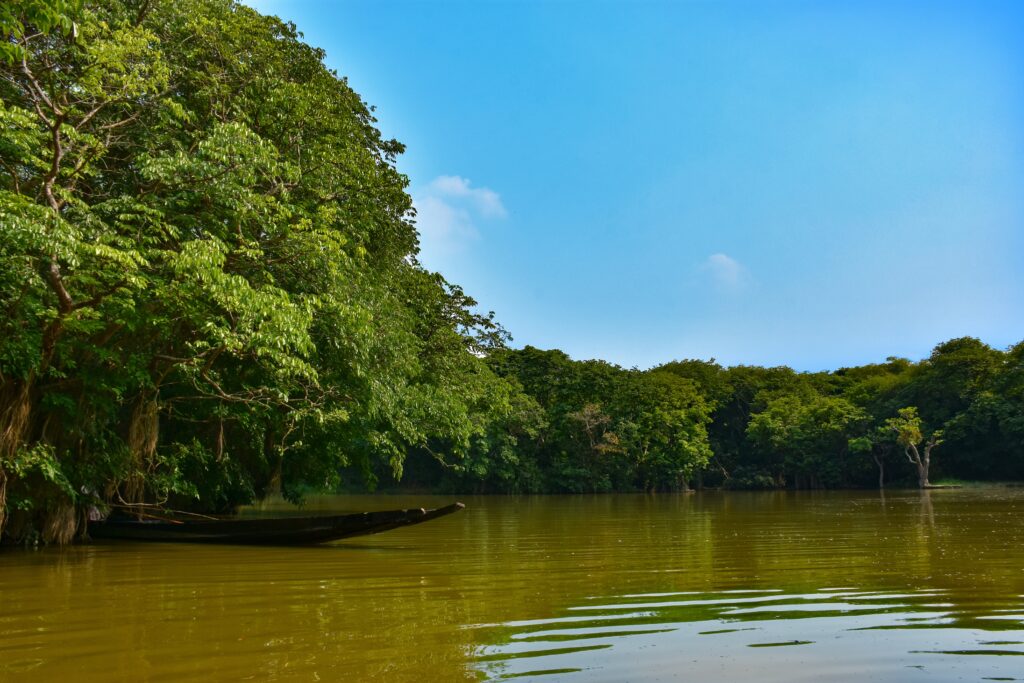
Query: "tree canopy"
0 0 522 542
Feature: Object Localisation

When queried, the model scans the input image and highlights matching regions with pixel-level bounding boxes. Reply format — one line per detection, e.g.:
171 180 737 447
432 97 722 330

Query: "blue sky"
250 0 1023 371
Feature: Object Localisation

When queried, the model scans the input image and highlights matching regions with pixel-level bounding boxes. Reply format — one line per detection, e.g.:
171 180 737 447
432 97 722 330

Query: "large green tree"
0 0 520 542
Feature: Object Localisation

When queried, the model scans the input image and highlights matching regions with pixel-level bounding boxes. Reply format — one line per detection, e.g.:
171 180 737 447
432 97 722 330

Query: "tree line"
1 1 1021 544
393 340 1024 495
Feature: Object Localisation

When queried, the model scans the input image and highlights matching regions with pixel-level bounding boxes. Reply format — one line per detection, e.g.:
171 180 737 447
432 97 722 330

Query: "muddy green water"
2 489 1023 682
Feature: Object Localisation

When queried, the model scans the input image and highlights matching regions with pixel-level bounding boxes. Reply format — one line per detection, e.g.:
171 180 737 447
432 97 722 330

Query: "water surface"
2 489 1023 681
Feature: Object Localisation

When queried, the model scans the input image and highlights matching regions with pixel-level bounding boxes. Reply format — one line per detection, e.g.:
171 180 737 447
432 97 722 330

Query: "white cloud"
413 175 507 269
702 252 749 291
415 194 476 241
426 175 507 218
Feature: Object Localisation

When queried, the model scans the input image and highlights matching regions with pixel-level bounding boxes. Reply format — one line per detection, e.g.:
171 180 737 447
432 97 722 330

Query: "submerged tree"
884 407 943 488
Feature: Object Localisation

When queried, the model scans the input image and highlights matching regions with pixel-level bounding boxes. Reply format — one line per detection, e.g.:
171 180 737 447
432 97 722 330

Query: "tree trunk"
266 429 282 496
921 441 937 488
873 454 884 489
0 378 35 538
906 444 929 489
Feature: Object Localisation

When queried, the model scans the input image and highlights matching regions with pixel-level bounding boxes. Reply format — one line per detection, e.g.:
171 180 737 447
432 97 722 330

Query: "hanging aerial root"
42 502 78 546
0 379 34 541
119 472 146 515
117 393 161 516
0 469 7 539
0 379 33 459
128 394 159 467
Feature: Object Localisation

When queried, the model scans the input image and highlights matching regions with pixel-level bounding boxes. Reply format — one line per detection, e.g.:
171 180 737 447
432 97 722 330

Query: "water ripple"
472 587 1024 682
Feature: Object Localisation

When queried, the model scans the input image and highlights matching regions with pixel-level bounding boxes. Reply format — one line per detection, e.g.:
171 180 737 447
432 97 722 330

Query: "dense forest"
397 339 1024 495
1 0 1022 544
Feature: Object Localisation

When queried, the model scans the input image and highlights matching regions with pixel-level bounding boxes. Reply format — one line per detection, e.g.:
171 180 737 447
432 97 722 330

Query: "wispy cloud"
702 252 750 291
413 175 507 269
426 175 507 218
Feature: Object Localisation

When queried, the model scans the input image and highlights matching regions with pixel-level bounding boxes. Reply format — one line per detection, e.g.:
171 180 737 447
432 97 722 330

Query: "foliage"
428 335 1020 494
747 395 866 488
0 0 522 541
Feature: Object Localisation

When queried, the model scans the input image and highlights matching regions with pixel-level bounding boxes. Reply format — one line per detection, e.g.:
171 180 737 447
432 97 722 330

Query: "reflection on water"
473 587 1024 682
1 489 1023 682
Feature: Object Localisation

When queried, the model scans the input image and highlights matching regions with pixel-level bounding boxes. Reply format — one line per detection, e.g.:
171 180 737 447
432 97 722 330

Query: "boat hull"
88 503 465 545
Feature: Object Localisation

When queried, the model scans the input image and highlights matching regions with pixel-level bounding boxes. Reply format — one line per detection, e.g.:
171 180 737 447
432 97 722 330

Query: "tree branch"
45 260 74 314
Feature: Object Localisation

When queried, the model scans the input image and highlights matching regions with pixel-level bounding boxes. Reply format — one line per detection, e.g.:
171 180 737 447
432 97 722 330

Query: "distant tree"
902 338 1002 427
884 407 943 488
747 394 866 489
696 364 808 485
620 371 712 491
848 428 894 489
568 402 622 457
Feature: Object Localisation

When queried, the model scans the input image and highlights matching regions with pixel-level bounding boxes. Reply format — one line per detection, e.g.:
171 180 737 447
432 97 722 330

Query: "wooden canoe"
88 502 465 545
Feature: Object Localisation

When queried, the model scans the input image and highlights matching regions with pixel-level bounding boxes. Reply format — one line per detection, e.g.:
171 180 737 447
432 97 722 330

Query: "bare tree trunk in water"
904 444 929 488
904 435 941 489
922 439 938 488
873 454 884 489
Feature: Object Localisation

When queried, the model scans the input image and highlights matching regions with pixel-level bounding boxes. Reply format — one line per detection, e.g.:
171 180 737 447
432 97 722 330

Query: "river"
2 488 1023 682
